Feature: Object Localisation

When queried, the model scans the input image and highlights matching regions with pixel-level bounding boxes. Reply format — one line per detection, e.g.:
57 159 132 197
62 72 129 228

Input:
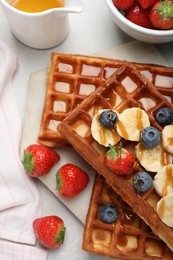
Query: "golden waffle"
83 174 173 259
58 63 173 251
37 53 173 147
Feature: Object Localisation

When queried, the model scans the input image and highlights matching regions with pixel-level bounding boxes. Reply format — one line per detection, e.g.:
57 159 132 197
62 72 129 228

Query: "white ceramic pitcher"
0 0 83 49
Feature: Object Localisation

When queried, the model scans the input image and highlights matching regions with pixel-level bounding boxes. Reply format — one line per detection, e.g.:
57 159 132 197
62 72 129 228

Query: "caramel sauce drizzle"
123 208 136 224
99 126 119 145
162 165 173 197
158 199 165 220
137 108 144 131
168 137 173 146
100 128 106 145
117 234 128 247
161 151 171 167
117 120 128 139
107 90 117 107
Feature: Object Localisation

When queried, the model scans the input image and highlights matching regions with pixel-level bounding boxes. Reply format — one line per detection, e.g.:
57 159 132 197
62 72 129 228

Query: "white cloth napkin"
0 42 48 259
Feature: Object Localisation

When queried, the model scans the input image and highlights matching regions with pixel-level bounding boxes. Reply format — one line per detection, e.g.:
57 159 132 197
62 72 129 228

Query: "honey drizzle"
99 127 120 145
123 207 136 224
168 137 173 146
117 120 128 139
162 166 173 197
117 234 128 247
161 150 171 167
158 199 165 220
137 108 144 131
99 128 106 145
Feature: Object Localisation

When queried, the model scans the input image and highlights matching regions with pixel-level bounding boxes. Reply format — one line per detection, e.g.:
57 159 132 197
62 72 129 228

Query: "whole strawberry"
56 164 89 197
150 0 173 30
33 216 66 249
137 0 158 9
104 143 134 175
23 144 60 177
125 3 153 28
113 0 135 11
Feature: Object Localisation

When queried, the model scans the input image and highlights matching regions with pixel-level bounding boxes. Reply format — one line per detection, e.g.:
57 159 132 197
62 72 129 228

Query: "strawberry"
23 144 60 177
125 3 153 28
33 216 66 249
104 143 134 175
150 0 173 30
137 0 158 9
56 164 89 197
113 0 136 11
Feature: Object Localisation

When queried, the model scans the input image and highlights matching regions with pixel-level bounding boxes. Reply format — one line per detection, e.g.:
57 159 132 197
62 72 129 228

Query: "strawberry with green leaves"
56 163 89 197
23 144 60 177
33 216 66 249
150 0 173 30
104 143 135 175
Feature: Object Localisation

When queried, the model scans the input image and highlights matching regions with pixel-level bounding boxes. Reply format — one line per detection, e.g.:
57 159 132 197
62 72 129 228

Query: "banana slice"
135 143 173 172
162 125 173 154
153 164 173 197
91 109 121 147
157 194 173 228
116 108 150 141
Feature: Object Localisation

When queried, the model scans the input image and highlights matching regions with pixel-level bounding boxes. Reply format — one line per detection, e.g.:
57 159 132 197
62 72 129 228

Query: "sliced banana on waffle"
157 194 173 228
153 164 173 197
135 143 173 172
91 109 121 147
162 125 173 154
116 108 150 141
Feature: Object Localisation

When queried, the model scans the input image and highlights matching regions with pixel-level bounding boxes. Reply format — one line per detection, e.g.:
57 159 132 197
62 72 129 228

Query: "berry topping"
23 144 60 177
132 172 153 194
155 107 173 126
104 143 135 175
33 215 66 249
98 204 119 224
56 164 89 197
140 126 161 148
113 0 135 11
149 0 173 30
99 110 117 128
125 3 153 29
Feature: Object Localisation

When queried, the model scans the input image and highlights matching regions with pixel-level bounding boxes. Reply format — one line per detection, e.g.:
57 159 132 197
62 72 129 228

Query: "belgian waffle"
37 53 173 147
83 174 173 259
58 63 173 251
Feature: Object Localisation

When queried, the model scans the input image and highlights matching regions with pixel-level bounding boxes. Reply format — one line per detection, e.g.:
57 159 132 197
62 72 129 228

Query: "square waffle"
83 174 173 259
37 53 173 147
58 63 173 251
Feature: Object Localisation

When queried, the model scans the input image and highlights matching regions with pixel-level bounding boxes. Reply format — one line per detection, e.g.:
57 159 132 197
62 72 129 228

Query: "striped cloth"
0 42 48 259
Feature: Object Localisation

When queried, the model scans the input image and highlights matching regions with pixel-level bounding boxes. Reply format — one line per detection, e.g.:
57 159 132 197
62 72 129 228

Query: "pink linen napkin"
0 42 48 259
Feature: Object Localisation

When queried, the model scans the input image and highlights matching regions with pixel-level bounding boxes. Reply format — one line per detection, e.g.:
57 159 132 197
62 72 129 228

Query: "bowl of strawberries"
105 0 173 43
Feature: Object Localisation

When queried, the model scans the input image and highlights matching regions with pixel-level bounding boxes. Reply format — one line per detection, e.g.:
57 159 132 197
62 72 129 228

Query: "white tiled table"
0 0 173 259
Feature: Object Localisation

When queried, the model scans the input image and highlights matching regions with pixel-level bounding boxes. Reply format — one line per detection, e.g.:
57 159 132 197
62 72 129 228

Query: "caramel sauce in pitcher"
11 0 64 13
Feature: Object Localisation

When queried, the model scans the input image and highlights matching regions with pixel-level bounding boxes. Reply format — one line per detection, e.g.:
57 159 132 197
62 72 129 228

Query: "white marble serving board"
20 41 168 224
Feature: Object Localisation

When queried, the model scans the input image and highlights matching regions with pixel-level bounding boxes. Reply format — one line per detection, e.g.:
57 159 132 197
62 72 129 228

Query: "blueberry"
98 204 118 224
140 126 160 148
132 172 153 194
155 107 173 126
99 110 117 128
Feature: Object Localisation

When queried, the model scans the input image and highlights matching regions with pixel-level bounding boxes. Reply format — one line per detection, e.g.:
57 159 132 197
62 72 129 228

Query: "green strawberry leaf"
56 171 63 190
23 150 35 174
56 227 66 243
108 142 124 159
